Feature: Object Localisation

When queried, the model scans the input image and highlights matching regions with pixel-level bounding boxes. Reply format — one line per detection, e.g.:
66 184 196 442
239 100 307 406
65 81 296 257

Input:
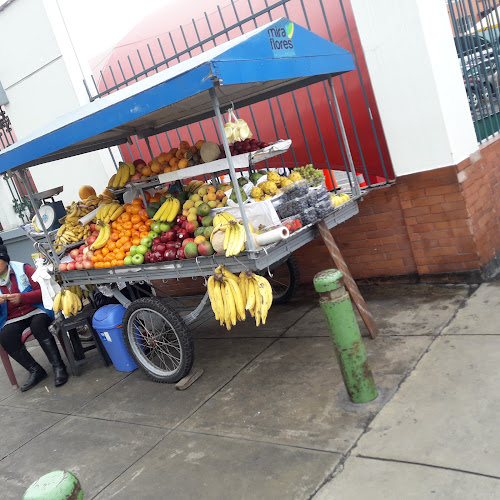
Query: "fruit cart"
0 17 375 384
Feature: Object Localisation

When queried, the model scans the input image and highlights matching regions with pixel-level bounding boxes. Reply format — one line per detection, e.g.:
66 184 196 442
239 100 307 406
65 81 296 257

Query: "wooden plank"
317 220 378 339
175 368 204 391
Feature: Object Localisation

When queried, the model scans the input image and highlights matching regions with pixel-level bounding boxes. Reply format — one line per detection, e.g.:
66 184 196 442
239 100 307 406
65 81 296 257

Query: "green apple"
124 256 133 266
148 231 159 240
150 222 161 233
159 223 171 232
141 237 153 249
132 253 144 265
129 245 138 257
136 244 148 255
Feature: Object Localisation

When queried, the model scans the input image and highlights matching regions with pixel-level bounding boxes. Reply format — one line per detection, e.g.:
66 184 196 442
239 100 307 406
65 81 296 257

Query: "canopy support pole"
328 76 361 197
209 85 256 253
144 137 155 162
17 168 61 266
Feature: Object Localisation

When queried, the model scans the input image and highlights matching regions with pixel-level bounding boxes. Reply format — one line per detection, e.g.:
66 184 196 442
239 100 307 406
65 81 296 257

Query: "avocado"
175 191 189 203
230 187 248 204
238 177 249 187
148 202 161 211
249 172 264 185
146 206 158 219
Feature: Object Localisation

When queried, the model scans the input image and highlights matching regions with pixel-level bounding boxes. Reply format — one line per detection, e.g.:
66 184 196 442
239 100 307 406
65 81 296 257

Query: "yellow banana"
207 276 219 321
112 167 122 188
153 198 171 221
225 277 245 322
222 281 235 330
90 222 111 250
166 198 180 222
254 274 273 325
214 279 225 326
53 292 62 313
238 271 247 306
62 292 72 317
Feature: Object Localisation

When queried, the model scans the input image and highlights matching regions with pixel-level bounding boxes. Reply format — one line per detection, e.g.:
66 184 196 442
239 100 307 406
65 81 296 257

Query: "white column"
350 0 478 176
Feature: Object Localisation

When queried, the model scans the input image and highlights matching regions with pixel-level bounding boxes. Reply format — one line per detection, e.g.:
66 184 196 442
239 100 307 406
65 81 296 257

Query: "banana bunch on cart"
54 202 92 252
52 288 83 317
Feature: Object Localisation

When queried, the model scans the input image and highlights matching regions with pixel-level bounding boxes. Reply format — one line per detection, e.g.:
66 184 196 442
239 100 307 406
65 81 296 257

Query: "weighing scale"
31 186 66 233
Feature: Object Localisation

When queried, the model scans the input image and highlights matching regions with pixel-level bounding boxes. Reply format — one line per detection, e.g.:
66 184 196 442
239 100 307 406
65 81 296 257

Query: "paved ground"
0 280 498 499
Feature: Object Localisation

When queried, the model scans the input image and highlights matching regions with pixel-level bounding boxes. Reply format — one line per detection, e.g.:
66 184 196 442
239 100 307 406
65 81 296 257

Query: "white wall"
350 0 478 177
0 0 118 220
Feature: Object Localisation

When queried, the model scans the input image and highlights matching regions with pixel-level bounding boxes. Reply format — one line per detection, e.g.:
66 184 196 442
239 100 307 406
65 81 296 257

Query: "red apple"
90 223 97 232
185 221 199 234
69 249 79 260
181 221 188 229
165 229 177 241
83 248 94 260
182 238 195 248
153 237 161 246
153 251 163 262
165 241 177 250
160 233 169 244
174 241 182 249
86 235 97 246
156 243 166 254
176 248 186 259
58 263 68 272
144 251 152 263
177 229 189 242
75 262 84 270
66 262 76 271
163 248 177 261
79 245 86 254
83 260 94 270
75 255 84 263
171 224 181 232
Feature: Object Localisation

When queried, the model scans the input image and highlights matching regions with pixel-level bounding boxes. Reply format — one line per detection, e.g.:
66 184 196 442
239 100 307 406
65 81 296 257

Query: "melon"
211 229 226 253
79 185 96 200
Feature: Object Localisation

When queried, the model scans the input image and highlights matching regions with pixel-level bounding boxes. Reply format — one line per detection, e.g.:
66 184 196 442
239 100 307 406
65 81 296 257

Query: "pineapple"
267 171 281 184
289 172 302 182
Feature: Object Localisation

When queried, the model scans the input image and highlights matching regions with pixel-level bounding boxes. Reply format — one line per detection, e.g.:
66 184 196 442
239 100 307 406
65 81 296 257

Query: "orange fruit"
124 229 132 238
142 167 152 177
169 157 179 168
149 197 161 204
179 140 190 150
102 248 109 256
145 219 153 228
117 259 125 267
122 242 133 252
110 232 120 242
144 192 151 203
115 250 125 260
107 241 116 251
110 259 118 267
123 203 132 212
95 262 103 269
140 231 149 239
103 262 111 268
132 198 143 206
91 256 98 263
132 238 141 246
178 158 189 169
120 212 131 222
123 221 133 230
138 224 147 232
131 214 142 225
150 161 162 174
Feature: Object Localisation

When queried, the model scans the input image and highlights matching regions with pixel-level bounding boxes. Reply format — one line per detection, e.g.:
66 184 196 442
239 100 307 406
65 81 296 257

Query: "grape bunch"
293 164 326 187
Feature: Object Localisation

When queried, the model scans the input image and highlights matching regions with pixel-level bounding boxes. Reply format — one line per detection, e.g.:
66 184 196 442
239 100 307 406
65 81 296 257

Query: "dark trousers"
0 314 52 354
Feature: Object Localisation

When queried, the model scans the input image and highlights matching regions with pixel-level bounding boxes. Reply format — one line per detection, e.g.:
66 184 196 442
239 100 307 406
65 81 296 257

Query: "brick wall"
157 136 500 295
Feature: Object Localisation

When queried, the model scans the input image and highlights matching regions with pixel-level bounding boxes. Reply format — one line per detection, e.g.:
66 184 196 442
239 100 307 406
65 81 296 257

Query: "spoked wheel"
261 255 300 304
122 297 194 383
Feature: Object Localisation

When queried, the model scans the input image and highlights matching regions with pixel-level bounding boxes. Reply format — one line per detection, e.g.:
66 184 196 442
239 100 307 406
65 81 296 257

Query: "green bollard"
314 269 378 404
23 470 83 500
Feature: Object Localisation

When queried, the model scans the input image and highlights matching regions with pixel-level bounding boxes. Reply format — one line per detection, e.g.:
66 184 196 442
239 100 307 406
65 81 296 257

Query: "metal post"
17 169 61 266
314 269 378 404
144 137 155 161
209 86 256 252
328 76 361 197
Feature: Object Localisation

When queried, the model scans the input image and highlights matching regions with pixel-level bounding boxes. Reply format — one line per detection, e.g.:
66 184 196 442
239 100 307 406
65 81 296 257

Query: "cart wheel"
263 255 300 304
122 297 194 383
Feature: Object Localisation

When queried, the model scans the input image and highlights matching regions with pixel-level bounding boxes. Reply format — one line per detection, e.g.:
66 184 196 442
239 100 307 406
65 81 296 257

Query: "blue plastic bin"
92 305 137 372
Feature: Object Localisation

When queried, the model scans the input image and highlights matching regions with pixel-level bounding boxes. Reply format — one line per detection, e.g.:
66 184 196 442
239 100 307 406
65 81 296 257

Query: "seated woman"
0 238 68 391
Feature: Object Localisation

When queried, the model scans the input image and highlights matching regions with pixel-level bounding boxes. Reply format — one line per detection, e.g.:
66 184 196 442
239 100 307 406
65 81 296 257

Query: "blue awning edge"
0 17 354 173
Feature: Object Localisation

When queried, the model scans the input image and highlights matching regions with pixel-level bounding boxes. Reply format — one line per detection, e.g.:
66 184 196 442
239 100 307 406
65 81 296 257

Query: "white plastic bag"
219 199 280 228
31 259 61 310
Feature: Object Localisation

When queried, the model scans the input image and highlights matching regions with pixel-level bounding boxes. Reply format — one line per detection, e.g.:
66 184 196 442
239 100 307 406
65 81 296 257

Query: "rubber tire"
267 255 301 304
122 297 194 383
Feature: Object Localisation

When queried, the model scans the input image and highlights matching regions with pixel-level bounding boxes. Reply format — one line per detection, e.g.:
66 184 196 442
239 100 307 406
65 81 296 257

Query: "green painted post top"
314 269 344 293
23 470 83 500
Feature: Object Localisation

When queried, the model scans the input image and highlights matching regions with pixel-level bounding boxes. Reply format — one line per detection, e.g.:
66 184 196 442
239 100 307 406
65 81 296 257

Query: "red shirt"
0 265 42 320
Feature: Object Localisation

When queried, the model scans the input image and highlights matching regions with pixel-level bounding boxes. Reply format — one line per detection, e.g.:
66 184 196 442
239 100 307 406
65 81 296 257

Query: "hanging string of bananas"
207 265 273 330
211 213 246 257
53 288 83 317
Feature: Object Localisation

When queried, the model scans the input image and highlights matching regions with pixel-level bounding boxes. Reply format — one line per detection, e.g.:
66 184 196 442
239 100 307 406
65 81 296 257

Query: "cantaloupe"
79 185 96 200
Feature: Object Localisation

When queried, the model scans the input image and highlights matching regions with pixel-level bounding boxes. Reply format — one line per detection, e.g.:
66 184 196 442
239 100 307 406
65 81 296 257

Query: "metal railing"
448 0 500 142
85 0 394 189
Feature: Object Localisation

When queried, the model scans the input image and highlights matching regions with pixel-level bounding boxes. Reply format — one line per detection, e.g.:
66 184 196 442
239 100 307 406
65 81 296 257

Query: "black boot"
9 348 47 392
38 337 68 387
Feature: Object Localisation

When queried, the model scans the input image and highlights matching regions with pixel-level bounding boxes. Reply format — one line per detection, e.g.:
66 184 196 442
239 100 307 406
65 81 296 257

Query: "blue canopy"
0 18 354 173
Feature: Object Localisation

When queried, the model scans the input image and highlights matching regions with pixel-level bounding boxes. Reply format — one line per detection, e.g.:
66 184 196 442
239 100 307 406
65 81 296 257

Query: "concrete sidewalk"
0 281 497 498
